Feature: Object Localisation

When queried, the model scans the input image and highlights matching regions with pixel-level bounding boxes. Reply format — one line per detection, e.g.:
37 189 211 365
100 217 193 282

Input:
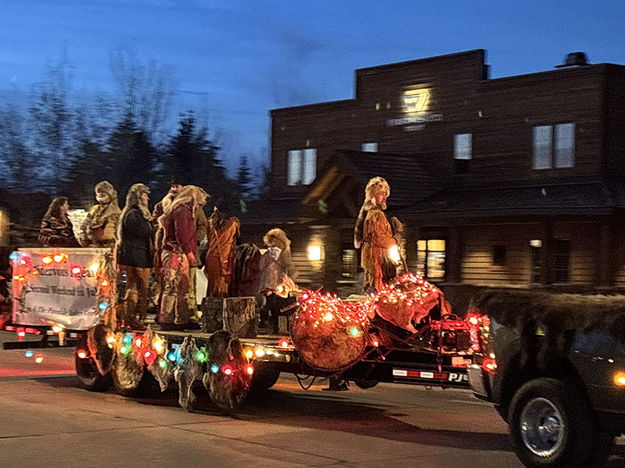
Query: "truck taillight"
482 356 497 372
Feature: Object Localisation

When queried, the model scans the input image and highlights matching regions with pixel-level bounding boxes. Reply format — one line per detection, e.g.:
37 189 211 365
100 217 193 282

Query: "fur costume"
355 177 396 292
205 209 240 297
354 177 390 249
81 180 121 248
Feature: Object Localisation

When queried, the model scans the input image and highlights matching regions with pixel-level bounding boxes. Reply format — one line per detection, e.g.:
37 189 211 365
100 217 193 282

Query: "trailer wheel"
509 377 613 467
249 363 280 392
75 349 111 392
354 379 378 389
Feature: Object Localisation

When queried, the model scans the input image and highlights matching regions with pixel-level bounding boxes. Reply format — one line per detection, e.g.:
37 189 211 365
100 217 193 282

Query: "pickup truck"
467 290 625 467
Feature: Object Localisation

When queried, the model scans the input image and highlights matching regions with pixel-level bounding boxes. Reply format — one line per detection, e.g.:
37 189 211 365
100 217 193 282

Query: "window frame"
532 123 575 170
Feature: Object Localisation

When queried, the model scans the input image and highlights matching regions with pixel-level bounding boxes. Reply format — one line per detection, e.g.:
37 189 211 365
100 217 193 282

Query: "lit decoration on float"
290 290 371 371
77 349 88 359
246 365 254 376
244 348 254 359
52 324 64 334
25 349 34 358
34 353 44 364
210 364 220 374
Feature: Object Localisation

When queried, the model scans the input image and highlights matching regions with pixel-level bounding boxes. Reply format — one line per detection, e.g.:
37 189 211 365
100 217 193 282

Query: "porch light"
614 371 625 387
529 239 542 248
307 244 323 261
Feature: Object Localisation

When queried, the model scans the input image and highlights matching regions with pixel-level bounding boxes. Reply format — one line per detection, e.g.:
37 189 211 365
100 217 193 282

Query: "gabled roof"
398 181 621 218
304 149 439 209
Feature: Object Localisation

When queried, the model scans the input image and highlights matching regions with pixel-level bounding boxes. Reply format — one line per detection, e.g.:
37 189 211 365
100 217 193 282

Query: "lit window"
532 123 575 169
554 123 575 168
361 142 378 152
454 133 472 160
287 150 302 186
302 148 316 185
417 239 446 281
287 148 316 186
454 133 472 175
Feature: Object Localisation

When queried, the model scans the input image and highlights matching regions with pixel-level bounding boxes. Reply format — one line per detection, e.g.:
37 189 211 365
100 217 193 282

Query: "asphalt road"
1 330 623 467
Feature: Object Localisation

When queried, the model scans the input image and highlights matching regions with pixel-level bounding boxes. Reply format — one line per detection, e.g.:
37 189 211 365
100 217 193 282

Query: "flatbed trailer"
3 322 471 411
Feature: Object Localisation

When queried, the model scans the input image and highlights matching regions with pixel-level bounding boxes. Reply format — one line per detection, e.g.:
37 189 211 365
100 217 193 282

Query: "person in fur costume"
116 183 153 327
204 207 240 297
157 185 208 330
354 177 397 293
187 200 208 317
254 228 297 331
38 196 80 247
80 181 121 248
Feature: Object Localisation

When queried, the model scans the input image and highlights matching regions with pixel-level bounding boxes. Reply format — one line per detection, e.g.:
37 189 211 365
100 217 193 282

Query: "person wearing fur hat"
354 176 398 292
157 185 208 330
80 180 121 248
254 228 297 331
116 183 153 327
38 196 80 247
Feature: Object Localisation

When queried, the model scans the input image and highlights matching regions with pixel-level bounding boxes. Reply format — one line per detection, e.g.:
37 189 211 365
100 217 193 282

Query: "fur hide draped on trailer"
202 330 253 409
204 209 240 297
473 290 625 369
175 336 204 411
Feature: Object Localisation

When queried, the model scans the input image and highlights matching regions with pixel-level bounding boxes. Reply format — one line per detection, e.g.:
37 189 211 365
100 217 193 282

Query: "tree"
236 155 253 203
0 105 39 191
105 112 157 198
28 54 75 192
110 46 174 144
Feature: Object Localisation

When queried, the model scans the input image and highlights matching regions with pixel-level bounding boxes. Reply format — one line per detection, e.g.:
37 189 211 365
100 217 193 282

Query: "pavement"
0 330 623 467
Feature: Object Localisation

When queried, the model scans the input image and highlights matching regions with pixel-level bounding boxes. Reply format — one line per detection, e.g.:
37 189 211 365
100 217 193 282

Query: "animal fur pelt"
112 332 144 391
473 290 625 369
142 327 172 392
86 324 115 376
202 330 252 409
174 335 203 411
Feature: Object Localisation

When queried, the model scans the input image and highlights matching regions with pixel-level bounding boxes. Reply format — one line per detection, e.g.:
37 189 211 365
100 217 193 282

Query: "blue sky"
2 0 625 174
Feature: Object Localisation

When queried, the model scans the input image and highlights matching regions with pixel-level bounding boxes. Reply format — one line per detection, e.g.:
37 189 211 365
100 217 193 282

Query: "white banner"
11 248 110 330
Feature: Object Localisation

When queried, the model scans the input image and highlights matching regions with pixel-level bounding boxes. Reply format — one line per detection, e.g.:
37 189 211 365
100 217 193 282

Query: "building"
243 49 625 296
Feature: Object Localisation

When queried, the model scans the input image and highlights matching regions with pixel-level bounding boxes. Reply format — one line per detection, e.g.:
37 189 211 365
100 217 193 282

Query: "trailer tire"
354 379 378 389
249 363 280 392
75 350 111 392
509 377 613 467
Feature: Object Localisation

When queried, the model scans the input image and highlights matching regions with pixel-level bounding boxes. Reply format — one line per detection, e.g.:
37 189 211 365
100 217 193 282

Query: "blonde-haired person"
353 176 397 292
116 183 153 327
157 185 207 330
80 181 121 248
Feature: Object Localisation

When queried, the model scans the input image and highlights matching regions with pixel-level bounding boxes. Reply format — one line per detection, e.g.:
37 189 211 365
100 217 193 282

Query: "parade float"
6 247 480 411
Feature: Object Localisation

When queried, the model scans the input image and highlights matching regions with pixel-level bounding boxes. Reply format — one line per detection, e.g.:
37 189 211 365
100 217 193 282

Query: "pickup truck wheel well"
500 354 589 421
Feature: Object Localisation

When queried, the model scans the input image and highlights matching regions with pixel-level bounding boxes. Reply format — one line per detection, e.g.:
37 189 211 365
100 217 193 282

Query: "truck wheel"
509 378 613 467
249 363 280 392
75 349 111 392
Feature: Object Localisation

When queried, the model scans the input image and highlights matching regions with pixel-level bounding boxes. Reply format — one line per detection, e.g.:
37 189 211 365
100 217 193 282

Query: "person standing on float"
157 185 207 330
80 180 121 248
116 183 153 327
354 177 397 292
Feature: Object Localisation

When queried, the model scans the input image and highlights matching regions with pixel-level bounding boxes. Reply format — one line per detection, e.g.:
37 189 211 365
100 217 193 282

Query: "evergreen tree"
106 112 157 198
159 113 234 209
236 155 253 202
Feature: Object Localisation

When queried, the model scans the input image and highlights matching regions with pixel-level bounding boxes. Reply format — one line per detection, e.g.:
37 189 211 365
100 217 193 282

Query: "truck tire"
508 377 613 467
75 349 111 392
249 363 280 392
